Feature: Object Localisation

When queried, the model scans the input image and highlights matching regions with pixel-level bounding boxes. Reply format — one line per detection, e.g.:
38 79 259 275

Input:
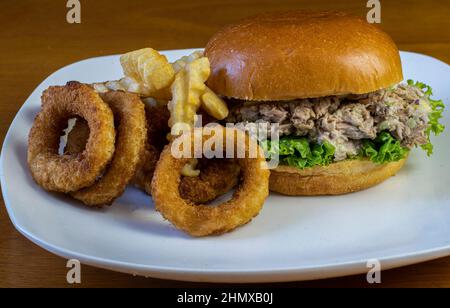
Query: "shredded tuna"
226 84 431 161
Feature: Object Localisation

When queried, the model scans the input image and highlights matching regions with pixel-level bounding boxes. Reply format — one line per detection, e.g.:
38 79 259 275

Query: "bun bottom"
269 158 407 196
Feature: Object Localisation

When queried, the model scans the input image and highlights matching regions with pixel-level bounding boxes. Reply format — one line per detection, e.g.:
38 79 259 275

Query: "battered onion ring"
28 81 115 193
179 158 240 204
151 126 270 236
71 91 147 206
131 104 170 194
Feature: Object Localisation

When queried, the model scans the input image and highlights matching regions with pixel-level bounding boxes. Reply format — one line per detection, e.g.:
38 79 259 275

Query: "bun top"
205 11 403 101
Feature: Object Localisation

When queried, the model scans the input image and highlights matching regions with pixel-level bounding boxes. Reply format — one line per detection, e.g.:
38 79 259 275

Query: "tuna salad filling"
225 80 445 169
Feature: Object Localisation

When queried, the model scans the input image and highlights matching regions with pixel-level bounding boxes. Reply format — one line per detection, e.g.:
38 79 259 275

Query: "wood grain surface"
1 0 449 288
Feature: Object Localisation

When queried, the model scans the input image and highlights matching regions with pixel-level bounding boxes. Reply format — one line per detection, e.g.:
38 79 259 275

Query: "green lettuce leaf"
261 80 445 169
360 131 409 164
262 132 408 169
261 137 335 169
407 80 445 155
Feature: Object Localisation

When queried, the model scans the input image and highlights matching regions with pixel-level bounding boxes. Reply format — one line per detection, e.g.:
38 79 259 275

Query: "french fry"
92 77 151 96
168 69 188 131
201 86 229 120
172 51 229 121
117 49 229 139
184 57 210 124
172 50 204 73
120 48 175 95
168 57 210 135
120 48 148 81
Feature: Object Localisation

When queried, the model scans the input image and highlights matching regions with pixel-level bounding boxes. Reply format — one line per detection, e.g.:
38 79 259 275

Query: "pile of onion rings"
28 83 269 234
64 103 170 196
151 126 270 236
27 49 271 236
65 103 240 204
28 82 147 206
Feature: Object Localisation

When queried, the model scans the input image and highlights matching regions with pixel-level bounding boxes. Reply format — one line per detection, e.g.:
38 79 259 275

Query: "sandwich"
204 10 445 195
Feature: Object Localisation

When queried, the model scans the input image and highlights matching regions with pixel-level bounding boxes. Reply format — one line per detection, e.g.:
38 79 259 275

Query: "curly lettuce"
407 80 445 155
261 80 444 169
261 137 335 169
263 132 408 169
360 131 409 164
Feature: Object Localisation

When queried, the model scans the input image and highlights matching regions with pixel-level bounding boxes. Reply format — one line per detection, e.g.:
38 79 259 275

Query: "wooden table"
1 0 449 288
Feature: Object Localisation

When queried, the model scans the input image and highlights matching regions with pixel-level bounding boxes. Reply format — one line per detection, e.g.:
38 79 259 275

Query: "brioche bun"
205 10 403 101
205 10 406 195
269 158 407 195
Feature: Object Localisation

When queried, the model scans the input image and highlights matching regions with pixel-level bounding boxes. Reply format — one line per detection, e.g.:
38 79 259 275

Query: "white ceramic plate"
1 49 450 283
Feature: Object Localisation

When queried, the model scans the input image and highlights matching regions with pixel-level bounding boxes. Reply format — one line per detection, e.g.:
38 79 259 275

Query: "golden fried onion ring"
131 104 170 194
179 158 240 204
151 126 270 236
28 82 115 193
70 91 147 206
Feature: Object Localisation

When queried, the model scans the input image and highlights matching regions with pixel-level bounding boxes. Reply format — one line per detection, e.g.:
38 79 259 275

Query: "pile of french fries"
101 48 229 136
93 48 230 176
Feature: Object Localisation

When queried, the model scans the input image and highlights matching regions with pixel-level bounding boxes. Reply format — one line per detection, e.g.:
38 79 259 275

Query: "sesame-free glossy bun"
205 11 403 101
269 158 407 196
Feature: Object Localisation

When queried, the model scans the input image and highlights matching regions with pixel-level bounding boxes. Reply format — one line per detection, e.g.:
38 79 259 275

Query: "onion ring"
179 158 240 204
28 81 115 193
151 126 270 236
131 104 171 194
70 91 147 206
